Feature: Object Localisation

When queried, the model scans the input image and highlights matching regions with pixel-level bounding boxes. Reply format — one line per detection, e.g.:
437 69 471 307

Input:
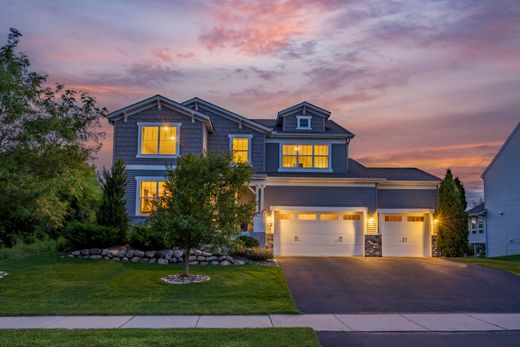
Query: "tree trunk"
183 248 190 277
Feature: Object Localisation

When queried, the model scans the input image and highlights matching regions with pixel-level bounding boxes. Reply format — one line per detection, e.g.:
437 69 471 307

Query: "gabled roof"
276 101 331 127
482 121 520 178
348 159 441 182
106 95 214 132
467 203 487 216
182 97 272 133
254 118 354 137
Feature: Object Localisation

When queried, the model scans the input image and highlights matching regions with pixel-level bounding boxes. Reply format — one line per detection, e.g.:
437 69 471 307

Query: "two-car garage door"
275 211 364 256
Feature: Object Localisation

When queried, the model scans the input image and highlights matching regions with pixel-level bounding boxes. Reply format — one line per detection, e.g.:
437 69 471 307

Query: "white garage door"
276 211 364 256
381 214 428 257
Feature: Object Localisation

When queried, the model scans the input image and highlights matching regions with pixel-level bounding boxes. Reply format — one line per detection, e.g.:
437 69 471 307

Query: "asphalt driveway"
279 257 520 314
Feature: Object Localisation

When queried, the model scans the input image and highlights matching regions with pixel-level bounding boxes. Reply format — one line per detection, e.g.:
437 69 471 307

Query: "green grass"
0 328 319 347
0 254 297 315
457 255 520 275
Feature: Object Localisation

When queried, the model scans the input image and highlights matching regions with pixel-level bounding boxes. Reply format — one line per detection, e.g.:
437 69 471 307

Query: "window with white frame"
296 116 312 129
471 217 477 233
281 144 329 169
229 135 252 163
478 217 484 233
138 123 180 156
138 179 167 215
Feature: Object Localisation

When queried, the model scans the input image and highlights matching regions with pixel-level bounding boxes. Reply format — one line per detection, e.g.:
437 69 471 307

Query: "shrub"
128 224 166 250
62 221 124 249
0 238 58 260
237 235 259 248
231 245 273 261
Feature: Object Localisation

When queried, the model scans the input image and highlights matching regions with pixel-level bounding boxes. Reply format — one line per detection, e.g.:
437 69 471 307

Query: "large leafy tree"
437 169 468 256
97 160 128 235
0 28 106 246
150 153 254 277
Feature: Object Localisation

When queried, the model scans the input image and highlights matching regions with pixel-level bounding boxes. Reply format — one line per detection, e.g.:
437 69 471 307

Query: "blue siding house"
107 95 440 257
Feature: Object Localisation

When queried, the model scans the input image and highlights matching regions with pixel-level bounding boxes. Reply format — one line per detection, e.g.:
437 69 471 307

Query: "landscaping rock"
206 256 217 261
161 274 210 284
101 249 109 256
189 261 198 265
234 260 245 265
122 257 129 261
197 256 205 261
126 250 135 258
158 258 168 265
67 254 75 258
189 255 197 261
90 255 102 260
220 260 231 266
170 257 177 263
145 251 155 258
117 250 126 258
148 258 157 264
173 250 183 258
210 261 219 265
134 250 145 257
165 250 174 260
194 250 202 256
112 257 120 261
80 249 90 256
131 257 141 263
0 271 8 279
71 250 81 256
90 248 102 255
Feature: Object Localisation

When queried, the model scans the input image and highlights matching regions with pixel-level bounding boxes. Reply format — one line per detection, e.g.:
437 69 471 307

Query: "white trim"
266 181 375 187
228 134 253 163
278 142 332 172
265 138 346 144
127 165 173 170
270 206 368 212
296 115 312 130
134 176 166 217
378 209 435 214
266 176 384 184
136 122 181 158
377 185 438 190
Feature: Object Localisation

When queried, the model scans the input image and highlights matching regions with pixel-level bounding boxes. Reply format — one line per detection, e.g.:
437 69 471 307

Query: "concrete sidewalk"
0 314 519 331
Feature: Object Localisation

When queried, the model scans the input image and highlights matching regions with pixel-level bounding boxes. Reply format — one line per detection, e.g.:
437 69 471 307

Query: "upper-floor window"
281 144 329 169
229 134 252 163
296 116 312 130
470 216 477 231
478 217 484 233
137 122 180 157
137 178 167 215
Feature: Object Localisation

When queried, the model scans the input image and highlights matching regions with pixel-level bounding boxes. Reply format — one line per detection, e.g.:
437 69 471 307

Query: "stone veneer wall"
265 233 273 250
365 235 382 257
431 235 441 257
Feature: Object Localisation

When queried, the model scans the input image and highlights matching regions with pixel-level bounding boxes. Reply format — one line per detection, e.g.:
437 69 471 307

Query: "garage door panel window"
385 215 402 222
298 213 317 220
407 216 425 222
343 214 361 221
278 213 294 220
320 213 339 221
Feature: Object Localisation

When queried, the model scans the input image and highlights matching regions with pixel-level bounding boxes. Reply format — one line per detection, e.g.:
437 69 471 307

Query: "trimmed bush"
237 235 259 248
231 245 273 261
128 224 166 251
62 221 124 249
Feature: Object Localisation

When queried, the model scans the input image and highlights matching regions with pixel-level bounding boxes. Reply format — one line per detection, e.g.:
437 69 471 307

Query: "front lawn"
0 254 297 315
0 328 319 347
457 255 520 276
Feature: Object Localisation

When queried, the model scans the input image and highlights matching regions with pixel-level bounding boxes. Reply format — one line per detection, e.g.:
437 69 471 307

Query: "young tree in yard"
150 153 254 277
437 169 469 257
0 28 106 246
97 160 128 236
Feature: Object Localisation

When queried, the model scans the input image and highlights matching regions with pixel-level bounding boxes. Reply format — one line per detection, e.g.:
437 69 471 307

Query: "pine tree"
437 169 468 256
97 160 128 237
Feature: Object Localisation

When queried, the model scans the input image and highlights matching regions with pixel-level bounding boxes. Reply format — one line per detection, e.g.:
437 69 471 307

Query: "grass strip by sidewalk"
457 255 520 276
0 328 320 347
0 254 297 315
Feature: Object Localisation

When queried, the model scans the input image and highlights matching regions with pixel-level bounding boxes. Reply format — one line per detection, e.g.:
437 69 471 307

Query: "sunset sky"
1 0 519 203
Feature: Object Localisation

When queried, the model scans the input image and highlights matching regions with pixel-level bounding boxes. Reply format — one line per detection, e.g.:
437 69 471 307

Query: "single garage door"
275 211 364 256
381 214 428 257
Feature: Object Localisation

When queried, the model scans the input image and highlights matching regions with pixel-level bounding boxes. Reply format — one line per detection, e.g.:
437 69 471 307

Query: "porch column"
255 185 259 213
260 186 265 212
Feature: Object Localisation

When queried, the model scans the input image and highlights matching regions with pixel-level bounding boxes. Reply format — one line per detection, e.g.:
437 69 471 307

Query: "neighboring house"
467 203 486 256
107 95 441 257
469 122 520 257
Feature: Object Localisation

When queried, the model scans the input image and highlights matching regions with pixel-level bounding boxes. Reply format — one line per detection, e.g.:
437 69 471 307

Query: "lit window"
278 213 294 220
282 144 329 169
471 217 477 230
140 125 177 156
385 215 402 222
297 116 311 129
407 216 425 222
230 136 250 163
298 213 317 220
343 214 361 221
139 180 167 214
320 214 339 221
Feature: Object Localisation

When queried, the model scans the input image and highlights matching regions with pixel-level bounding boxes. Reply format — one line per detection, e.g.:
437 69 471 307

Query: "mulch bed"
161 274 210 284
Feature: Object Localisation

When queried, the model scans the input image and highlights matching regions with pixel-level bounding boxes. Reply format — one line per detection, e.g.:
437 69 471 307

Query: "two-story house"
107 95 440 257
467 121 520 257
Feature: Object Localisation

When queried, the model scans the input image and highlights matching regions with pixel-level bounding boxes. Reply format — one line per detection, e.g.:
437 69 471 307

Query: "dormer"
276 101 331 133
